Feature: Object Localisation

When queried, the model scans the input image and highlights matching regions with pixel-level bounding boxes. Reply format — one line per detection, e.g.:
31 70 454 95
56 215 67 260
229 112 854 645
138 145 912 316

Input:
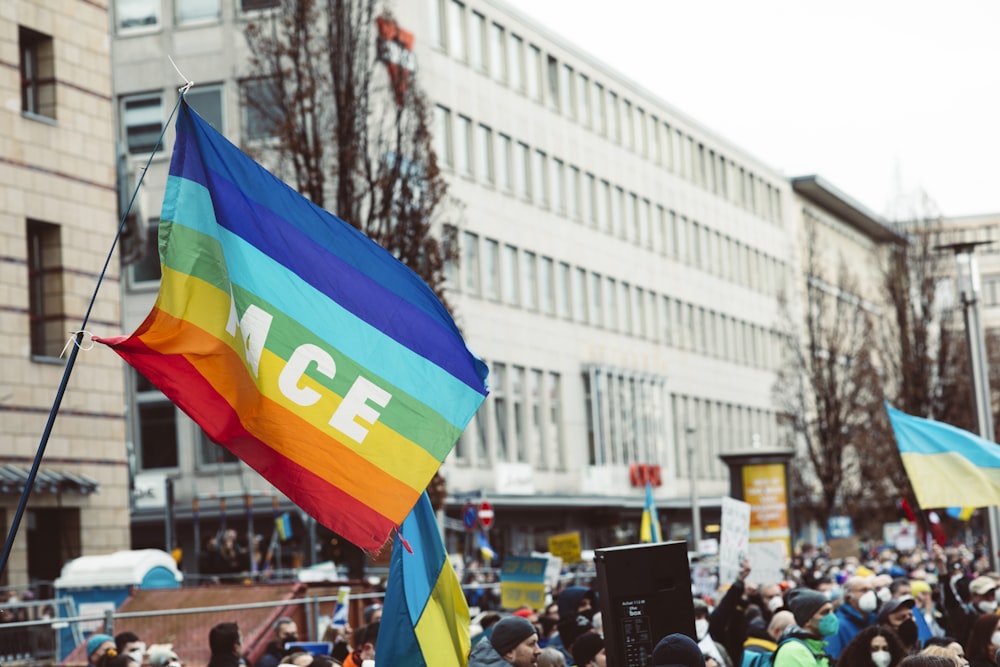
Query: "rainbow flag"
640 482 661 543
376 493 470 667
887 404 1000 510
97 102 488 551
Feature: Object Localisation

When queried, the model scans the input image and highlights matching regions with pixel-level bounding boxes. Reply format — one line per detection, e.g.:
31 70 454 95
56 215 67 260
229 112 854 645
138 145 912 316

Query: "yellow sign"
500 556 548 610
742 462 791 553
548 531 582 564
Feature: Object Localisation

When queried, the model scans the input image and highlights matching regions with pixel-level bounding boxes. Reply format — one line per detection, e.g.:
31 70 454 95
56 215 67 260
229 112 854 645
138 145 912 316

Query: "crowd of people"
73 538 1000 667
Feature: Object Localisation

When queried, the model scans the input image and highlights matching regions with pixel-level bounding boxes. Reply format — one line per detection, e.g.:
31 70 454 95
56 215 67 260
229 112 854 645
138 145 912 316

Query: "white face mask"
871 650 891 667
767 596 784 613
992 631 1000 647
876 587 892 603
979 600 998 614
857 590 878 613
695 618 710 640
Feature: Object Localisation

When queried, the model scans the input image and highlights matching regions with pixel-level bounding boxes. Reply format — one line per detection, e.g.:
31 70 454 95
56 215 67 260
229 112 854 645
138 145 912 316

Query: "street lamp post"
939 241 1000 568
686 426 701 555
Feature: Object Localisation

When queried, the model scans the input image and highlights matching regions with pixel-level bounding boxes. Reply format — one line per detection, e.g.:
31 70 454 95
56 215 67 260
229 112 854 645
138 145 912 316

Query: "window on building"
199 430 238 466
483 238 500 300
605 277 617 330
131 220 162 285
492 363 508 461
176 0 220 23
447 0 467 61
456 115 473 177
489 23 506 82
560 64 574 118
530 369 545 467
512 366 526 461
476 124 494 184
611 186 624 238
556 262 571 319
26 220 65 359
590 271 603 327
550 159 565 213
469 11 486 70
117 0 160 30
577 73 590 126
241 78 281 141
572 266 587 322
433 105 453 167
622 99 634 150
546 55 559 109
547 372 564 469
502 244 519 305
123 93 164 155
241 0 280 10
521 251 538 310
507 34 524 92
526 45 542 101
463 231 479 295
539 256 554 315
19 27 55 120
184 85 224 132
592 82 606 134
532 150 548 207
567 166 580 219
582 173 595 226
497 133 512 192
515 142 531 199
607 90 619 143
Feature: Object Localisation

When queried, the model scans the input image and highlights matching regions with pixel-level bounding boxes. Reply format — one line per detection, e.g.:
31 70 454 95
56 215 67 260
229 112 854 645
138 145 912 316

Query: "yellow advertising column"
720 451 794 557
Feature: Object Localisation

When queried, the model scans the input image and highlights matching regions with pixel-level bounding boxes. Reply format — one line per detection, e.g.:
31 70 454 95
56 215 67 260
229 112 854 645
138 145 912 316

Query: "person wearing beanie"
87 634 116 666
469 615 542 667
772 588 835 667
571 632 605 667
652 633 706 667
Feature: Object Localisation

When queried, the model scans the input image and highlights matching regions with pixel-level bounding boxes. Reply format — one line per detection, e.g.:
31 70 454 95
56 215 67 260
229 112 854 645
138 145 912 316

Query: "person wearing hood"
548 586 598 662
826 575 877 659
771 588 836 667
469 616 542 667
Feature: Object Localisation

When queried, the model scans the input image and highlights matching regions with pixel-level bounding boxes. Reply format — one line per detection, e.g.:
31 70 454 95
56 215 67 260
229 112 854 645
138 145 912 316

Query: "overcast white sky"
502 0 1000 220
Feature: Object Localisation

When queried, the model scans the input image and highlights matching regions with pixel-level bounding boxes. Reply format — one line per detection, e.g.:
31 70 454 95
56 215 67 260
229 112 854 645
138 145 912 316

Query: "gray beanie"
490 616 537 654
785 588 828 627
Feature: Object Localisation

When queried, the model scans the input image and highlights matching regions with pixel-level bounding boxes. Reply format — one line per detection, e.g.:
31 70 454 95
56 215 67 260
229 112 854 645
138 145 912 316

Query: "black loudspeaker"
595 541 695 667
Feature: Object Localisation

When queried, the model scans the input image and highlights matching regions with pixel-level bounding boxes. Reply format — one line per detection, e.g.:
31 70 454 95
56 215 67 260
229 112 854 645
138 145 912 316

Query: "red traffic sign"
478 500 494 529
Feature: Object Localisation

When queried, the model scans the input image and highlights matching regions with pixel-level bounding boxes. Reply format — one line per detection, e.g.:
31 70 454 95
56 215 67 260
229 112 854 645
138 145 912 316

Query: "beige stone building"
0 1 129 587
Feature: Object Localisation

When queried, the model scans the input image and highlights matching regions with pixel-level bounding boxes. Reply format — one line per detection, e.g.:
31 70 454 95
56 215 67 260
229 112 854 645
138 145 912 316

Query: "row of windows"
429 0 784 225
438 108 787 296
584 366 667 468
115 0 276 32
455 232 786 371
671 394 781 482
455 363 563 469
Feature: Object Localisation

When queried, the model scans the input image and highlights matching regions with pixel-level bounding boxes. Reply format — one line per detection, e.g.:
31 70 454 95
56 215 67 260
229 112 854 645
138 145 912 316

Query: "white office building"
111 0 807 568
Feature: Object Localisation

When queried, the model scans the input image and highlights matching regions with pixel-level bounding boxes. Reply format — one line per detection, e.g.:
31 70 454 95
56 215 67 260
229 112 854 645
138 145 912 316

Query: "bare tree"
774 220 892 532
243 0 458 305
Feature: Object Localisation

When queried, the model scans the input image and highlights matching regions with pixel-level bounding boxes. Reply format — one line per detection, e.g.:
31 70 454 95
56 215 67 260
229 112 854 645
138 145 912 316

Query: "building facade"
107 0 895 571
0 1 128 587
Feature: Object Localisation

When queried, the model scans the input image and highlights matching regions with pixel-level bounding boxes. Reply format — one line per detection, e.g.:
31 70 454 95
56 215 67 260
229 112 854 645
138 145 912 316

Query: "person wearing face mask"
826 575 878 659
771 588 836 667
693 598 733 667
256 618 299 667
837 625 908 667
947 577 998 653
878 596 921 654
964 613 1000 667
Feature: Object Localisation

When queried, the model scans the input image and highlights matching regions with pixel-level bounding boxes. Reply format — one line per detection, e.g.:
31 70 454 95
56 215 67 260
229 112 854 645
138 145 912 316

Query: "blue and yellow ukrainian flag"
640 482 661 543
887 403 1000 509
375 493 469 667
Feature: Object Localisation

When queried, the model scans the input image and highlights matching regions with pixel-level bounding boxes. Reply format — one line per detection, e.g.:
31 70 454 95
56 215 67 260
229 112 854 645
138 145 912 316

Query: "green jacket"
771 634 830 667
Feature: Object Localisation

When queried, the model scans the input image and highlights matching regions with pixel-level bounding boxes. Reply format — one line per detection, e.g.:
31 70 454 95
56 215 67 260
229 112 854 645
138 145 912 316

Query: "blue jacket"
468 636 510 667
825 603 874 659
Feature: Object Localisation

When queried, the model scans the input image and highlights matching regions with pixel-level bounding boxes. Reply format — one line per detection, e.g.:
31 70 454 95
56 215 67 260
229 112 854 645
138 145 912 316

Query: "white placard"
747 540 786 586
719 497 751 584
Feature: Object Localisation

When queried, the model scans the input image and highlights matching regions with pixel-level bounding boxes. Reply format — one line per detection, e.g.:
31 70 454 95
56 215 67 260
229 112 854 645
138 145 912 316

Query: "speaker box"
595 541 695 667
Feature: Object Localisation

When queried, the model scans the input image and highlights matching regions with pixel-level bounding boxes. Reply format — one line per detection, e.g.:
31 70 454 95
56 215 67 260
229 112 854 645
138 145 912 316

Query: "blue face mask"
817 613 839 637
